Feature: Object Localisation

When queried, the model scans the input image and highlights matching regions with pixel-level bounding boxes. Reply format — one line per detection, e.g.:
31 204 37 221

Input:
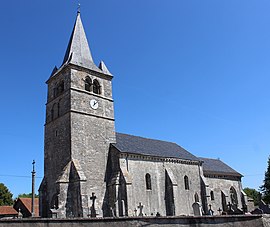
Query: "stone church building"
39 12 247 218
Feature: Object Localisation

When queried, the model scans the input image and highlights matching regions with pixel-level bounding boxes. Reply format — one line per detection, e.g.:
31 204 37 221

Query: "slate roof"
199 157 242 177
61 12 102 73
113 132 200 161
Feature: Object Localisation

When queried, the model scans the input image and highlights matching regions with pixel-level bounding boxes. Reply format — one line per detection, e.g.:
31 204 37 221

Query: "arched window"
145 173 152 190
85 76 92 92
230 187 238 205
210 191 214 200
194 193 199 202
93 79 101 94
184 175 189 190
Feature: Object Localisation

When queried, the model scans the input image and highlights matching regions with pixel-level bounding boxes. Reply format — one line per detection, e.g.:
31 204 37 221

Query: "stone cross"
18 208 23 219
217 208 222 215
134 208 137 216
31 160 36 217
90 192 97 217
137 202 143 216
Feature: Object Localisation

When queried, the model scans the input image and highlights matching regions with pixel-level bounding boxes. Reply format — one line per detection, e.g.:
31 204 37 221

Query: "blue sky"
0 0 270 197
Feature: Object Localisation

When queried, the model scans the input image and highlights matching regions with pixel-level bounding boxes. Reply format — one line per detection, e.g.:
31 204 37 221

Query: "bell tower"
39 11 115 218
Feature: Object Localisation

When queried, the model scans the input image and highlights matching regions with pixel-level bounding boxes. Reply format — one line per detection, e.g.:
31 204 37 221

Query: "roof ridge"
198 157 220 161
116 132 179 145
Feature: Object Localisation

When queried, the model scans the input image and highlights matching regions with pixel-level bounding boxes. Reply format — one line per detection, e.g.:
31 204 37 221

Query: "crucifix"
227 202 232 211
31 160 36 217
134 208 137 216
90 192 97 217
137 202 143 216
217 207 222 215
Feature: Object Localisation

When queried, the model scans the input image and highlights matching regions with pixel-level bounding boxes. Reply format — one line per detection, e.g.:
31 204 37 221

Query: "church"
39 11 247 218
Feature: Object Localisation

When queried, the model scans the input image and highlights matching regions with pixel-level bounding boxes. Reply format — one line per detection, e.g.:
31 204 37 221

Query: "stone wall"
203 175 244 213
0 215 269 227
42 64 116 218
119 156 203 217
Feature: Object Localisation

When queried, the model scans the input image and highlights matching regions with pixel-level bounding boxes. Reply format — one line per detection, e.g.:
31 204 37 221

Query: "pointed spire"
62 12 101 72
99 61 112 75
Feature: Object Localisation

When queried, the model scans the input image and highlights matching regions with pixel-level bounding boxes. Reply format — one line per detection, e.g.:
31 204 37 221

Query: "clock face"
90 99 99 110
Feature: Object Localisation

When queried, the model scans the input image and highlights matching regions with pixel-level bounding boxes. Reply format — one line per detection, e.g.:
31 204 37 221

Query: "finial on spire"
77 3 81 14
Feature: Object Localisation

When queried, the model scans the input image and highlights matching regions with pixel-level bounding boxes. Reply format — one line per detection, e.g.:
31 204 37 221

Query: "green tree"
17 193 38 198
260 156 270 204
0 183 13 206
243 187 261 206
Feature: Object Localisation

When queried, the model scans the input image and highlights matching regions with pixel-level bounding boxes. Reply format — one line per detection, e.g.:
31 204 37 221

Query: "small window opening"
85 76 92 92
210 191 215 200
93 79 101 94
145 173 152 190
57 102 60 117
53 81 65 98
184 175 189 190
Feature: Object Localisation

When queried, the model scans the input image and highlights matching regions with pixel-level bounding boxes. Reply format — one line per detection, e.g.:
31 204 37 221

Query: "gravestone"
208 204 214 215
251 208 263 214
18 208 23 219
50 206 59 218
259 200 270 214
226 202 244 215
110 207 115 218
134 208 137 216
90 192 97 217
137 203 144 216
227 202 234 215
192 202 202 216
217 208 222 215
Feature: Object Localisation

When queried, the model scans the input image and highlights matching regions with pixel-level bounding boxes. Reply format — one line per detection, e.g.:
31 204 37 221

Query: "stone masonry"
39 11 248 218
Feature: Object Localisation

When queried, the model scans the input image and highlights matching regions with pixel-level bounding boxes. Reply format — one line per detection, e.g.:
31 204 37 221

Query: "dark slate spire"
62 11 101 72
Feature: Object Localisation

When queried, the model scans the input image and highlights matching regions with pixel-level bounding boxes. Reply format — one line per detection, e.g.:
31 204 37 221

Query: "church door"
165 170 175 216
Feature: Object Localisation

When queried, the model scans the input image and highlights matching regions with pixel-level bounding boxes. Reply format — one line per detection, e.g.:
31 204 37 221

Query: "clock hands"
90 99 98 109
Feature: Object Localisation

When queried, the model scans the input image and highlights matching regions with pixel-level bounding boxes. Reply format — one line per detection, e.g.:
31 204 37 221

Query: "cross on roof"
217 207 222 215
77 3 80 13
